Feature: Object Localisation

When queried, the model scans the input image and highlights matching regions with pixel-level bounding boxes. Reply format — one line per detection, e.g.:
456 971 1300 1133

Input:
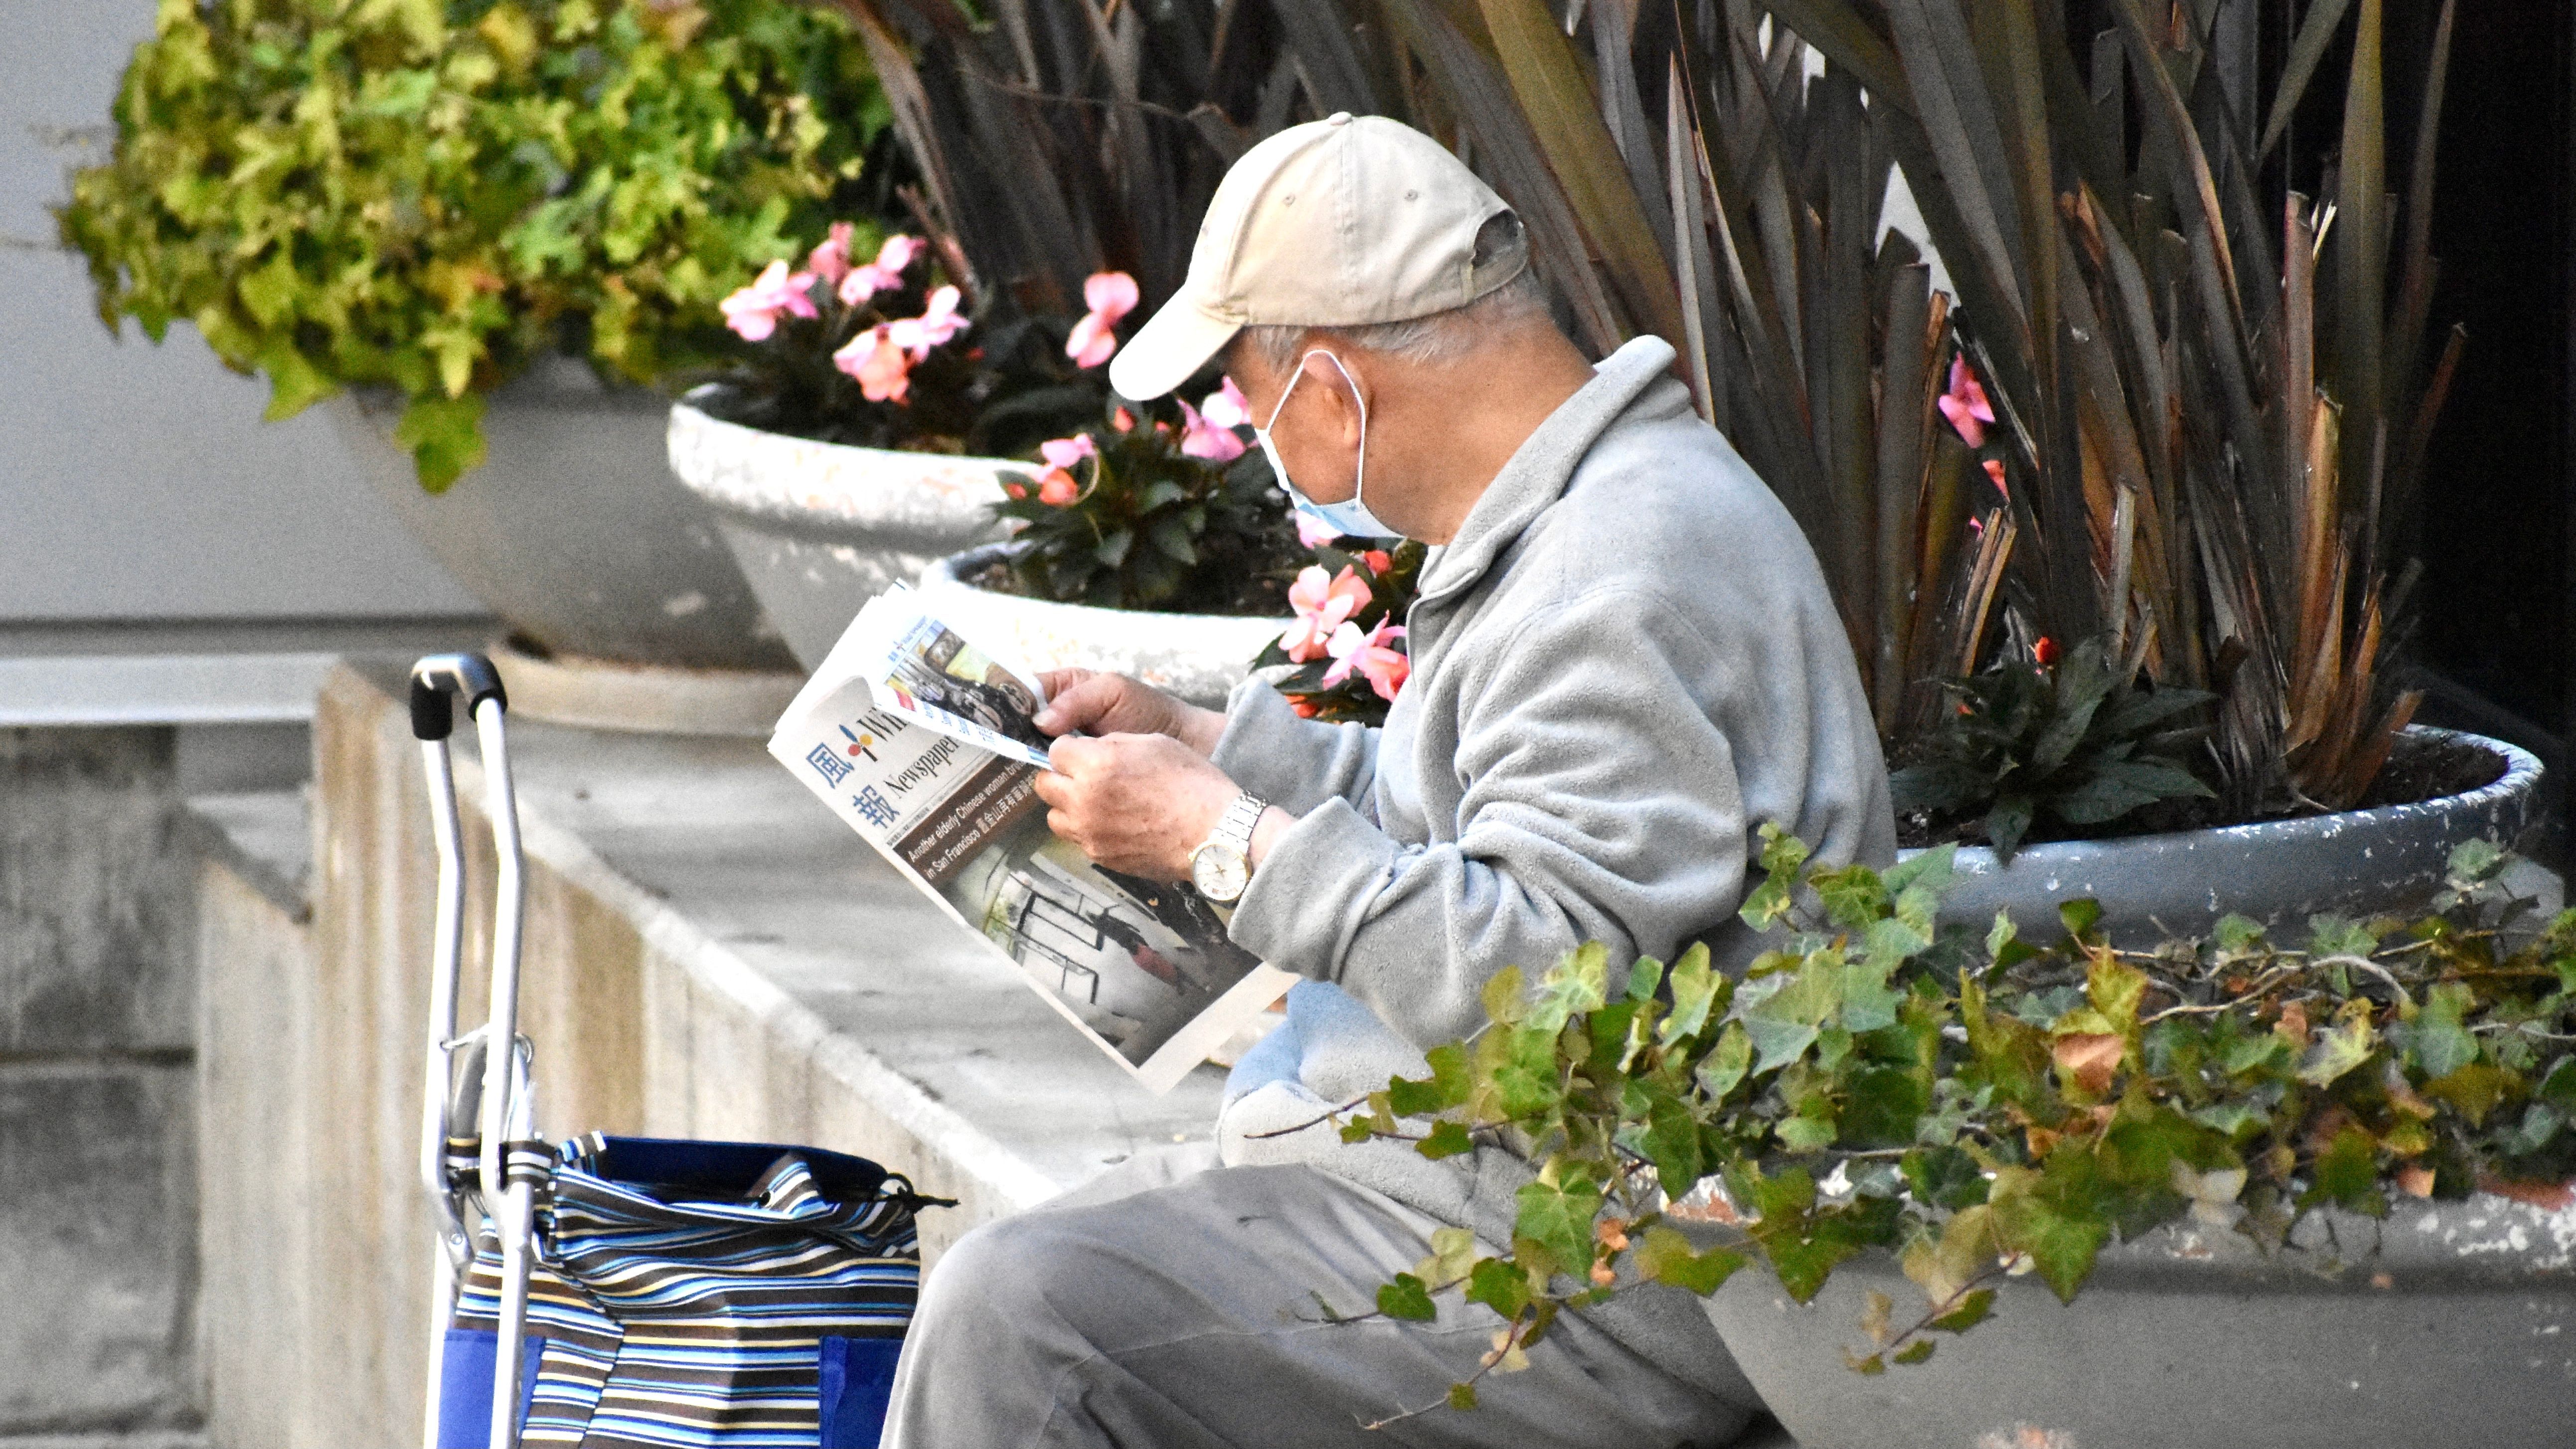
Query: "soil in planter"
964 557 1293 618
1894 730 2510 851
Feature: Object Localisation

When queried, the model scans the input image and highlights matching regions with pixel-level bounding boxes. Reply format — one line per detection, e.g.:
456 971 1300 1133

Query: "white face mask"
1253 348 1400 540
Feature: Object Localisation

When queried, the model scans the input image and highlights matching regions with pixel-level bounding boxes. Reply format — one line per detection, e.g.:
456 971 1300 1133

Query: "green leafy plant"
986 396 1295 614
1196 0 2453 826
59 0 884 488
1892 634 2215 859
1312 830 2575 1420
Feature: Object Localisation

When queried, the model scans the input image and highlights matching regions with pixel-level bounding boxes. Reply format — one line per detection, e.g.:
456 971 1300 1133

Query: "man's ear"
1302 344 1367 444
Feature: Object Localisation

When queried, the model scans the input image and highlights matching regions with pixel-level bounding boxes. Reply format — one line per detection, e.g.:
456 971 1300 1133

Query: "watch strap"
1213 792 1267 859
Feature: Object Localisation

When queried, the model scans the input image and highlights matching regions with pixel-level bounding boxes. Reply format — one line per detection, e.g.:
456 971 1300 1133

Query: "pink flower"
1200 377 1252 429
1065 270 1139 368
1037 469 1081 506
831 324 913 402
838 234 924 304
887 285 967 359
1038 435 1096 471
1177 399 1247 463
720 260 819 341
1323 618 1409 700
1294 512 1342 550
1982 458 2009 499
1112 406 1135 433
1360 549 1393 575
1938 355 1995 448
1279 564 1372 663
806 222 856 285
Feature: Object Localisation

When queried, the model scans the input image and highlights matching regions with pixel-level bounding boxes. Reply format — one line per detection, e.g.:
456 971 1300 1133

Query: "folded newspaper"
769 586 1297 1092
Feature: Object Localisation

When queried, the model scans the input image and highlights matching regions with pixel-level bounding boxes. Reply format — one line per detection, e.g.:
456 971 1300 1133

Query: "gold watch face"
1191 843 1251 902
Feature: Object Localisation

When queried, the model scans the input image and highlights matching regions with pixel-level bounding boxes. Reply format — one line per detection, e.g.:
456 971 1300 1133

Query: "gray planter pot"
327 358 792 671
1707 1189 2576 1449
664 393 1022 670
919 544 1292 708
1922 728 2544 945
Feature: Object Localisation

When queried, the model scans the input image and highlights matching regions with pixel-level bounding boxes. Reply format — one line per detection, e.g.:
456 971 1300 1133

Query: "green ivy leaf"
2059 899 2103 939
2213 914 2268 953
1841 1066 1931 1147
1810 862 1889 931
1883 844 1956 903
1376 1273 1438 1322
2423 1062 2518 1127
1491 1027 1565 1118
1739 823 1810 929
1986 910 2040 969
1481 966 1528 1029
1465 1258 1531 1319
1927 1287 1995 1333
2304 1125 2383 1214
1901 1146 1990 1212
1694 1022 1753 1101
1743 953 1845 1073
1989 1163 2109 1304
2414 981 2481 1080
1624 954 1666 1004
1447 1383 1478 1411
1635 1225 1744 1294
1525 944 1607 1031
2537 1057 2576 1115
1658 943 1722 1043
1514 1177 1604 1280
2306 914 2381 959
1417 1120 1476 1160
1635 1087 1704 1192
2296 1000 2378 1088
1893 1339 1936 1365
2448 838 2505 881
1774 1111 1836 1152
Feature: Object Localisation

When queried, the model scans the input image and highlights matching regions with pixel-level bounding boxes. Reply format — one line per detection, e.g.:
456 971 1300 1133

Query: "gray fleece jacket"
1209 336 1896 1397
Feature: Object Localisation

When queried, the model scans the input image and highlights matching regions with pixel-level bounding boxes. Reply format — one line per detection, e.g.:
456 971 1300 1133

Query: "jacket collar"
1413 336 1678 608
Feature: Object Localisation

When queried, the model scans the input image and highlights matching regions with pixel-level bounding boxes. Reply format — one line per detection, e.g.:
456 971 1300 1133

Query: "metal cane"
411 655 533 1449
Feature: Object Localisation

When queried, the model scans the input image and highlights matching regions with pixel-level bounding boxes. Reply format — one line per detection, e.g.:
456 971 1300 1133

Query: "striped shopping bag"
445 1134 938 1449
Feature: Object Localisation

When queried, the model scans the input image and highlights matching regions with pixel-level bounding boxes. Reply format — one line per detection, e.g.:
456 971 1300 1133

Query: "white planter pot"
328 359 793 672
1708 1190 2576 1449
920 544 1292 708
665 393 1023 669
1918 729 2548 945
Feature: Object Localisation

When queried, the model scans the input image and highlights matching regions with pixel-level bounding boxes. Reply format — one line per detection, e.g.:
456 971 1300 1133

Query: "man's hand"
1034 670 1228 757
1035 733 1243 880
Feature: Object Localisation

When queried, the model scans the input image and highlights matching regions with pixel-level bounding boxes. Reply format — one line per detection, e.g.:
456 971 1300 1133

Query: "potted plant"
920 360 1309 708
56 0 882 683
1278 0 2534 936
673 0 1348 695
1316 832 2575 1447
664 223 1070 669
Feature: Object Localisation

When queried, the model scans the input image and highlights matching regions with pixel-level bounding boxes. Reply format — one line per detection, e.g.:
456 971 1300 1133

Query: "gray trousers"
883 1147 1761 1448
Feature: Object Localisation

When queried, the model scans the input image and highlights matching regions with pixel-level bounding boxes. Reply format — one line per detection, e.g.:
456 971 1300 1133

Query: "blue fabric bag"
445 1134 937 1448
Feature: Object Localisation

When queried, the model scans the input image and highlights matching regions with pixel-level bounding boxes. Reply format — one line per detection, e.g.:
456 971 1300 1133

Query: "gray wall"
0 726 199 1437
0 0 481 625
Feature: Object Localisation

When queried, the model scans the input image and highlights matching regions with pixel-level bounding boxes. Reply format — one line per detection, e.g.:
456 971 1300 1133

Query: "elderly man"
882 113 1893 1448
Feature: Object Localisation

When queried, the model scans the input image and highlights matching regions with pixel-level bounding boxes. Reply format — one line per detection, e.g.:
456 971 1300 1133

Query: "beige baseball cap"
1107 112 1525 401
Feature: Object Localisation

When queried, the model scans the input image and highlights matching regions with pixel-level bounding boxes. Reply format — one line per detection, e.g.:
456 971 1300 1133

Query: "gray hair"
1239 210 1548 375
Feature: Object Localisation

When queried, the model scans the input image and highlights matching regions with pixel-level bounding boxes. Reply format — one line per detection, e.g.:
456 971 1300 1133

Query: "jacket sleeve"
1209 677 1382 820
1225 585 1753 1049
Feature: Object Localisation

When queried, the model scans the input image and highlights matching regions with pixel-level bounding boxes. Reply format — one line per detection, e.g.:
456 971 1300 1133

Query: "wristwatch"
1189 792 1268 904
